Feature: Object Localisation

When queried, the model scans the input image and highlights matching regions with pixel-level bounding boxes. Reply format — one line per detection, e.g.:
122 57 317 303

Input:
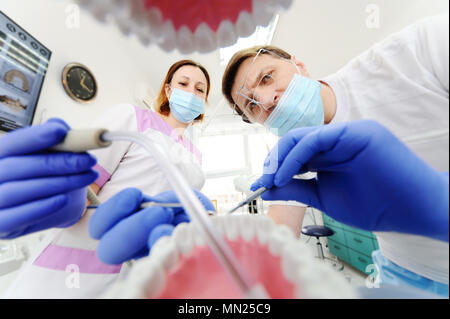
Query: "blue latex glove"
0 119 99 238
89 188 216 264
251 120 449 242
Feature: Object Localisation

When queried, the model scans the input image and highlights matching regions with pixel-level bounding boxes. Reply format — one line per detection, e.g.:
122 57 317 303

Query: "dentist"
220 14 449 296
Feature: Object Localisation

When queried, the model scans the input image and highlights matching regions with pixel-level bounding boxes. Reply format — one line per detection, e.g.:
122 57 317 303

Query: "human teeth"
141 261 166 298
216 20 236 47
194 22 216 53
172 222 194 256
294 260 327 298
235 10 255 38
267 225 295 256
149 236 179 270
210 216 225 236
296 260 357 299
252 0 274 27
254 215 275 245
158 21 176 52
101 215 357 299
114 257 166 299
77 0 293 53
237 215 256 242
201 216 228 247
223 215 239 240
191 223 206 247
176 26 195 54
280 242 308 283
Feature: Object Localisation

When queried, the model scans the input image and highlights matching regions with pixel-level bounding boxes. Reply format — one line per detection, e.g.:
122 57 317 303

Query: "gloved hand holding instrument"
251 120 449 242
89 188 216 264
0 119 98 238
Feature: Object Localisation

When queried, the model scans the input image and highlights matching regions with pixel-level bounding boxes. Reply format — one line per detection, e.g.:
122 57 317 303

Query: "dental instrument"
50 128 112 152
86 201 183 210
50 128 269 299
227 187 267 214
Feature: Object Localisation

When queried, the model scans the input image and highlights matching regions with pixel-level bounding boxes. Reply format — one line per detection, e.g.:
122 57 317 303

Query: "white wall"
273 0 449 78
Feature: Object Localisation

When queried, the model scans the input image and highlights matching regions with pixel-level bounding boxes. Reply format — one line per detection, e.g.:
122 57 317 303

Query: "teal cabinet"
322 213 380 275
348 249 373 275
328 239 350 264
373 239 379 250
322 214 341 228
342 224 375 238
344 231 375 257
328 225 347 245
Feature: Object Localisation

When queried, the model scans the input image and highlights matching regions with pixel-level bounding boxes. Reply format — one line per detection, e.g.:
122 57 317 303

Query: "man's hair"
221 45 291 123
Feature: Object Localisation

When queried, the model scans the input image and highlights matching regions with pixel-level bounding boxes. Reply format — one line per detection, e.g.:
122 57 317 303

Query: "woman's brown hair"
221 45 291 123
154 60 211 122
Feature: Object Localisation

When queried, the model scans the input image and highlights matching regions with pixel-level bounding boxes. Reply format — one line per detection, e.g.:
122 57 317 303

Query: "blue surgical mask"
169 88 205 123
264 74 324 136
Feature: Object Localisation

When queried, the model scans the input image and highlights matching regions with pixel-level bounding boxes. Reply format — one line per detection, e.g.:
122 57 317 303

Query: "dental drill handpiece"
50 128 112 152
49 128 111 206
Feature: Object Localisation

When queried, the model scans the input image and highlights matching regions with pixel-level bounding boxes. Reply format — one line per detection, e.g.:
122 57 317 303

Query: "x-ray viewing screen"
0 11 51 133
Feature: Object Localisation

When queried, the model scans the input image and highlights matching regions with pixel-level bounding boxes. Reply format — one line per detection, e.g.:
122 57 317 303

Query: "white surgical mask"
169 88 205 123
264 73 324 136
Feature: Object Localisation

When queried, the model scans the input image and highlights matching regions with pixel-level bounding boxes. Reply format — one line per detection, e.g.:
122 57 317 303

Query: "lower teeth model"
102 215 357 299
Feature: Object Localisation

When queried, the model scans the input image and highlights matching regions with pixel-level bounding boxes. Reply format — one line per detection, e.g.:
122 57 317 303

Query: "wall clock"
62 63 97 103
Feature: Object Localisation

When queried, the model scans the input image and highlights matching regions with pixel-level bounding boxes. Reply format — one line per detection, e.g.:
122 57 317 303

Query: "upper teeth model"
102 214 358 299
74 0 292 54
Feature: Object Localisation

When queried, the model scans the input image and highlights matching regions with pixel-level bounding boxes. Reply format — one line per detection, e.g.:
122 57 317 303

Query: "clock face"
63 64 97 102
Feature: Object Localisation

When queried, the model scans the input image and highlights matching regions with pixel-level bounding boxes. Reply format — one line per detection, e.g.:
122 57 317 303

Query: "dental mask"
264 74 324 137
169 88 205 124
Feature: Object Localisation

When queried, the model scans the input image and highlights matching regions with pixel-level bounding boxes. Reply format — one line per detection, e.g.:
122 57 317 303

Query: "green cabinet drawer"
328 239 350 264
344 231 375 256
322 213 343 228
348 249 373 275
327 225 346 245
342 224 374 238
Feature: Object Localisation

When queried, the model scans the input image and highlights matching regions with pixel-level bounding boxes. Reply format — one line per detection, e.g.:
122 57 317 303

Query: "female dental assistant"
3 59 211 298
221 14 449 295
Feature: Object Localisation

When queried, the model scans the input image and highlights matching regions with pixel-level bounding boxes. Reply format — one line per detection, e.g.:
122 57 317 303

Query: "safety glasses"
232 48 301 124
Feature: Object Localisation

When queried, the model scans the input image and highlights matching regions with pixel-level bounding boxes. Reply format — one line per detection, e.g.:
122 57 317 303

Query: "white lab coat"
3 104 205 298
322 14 449 284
